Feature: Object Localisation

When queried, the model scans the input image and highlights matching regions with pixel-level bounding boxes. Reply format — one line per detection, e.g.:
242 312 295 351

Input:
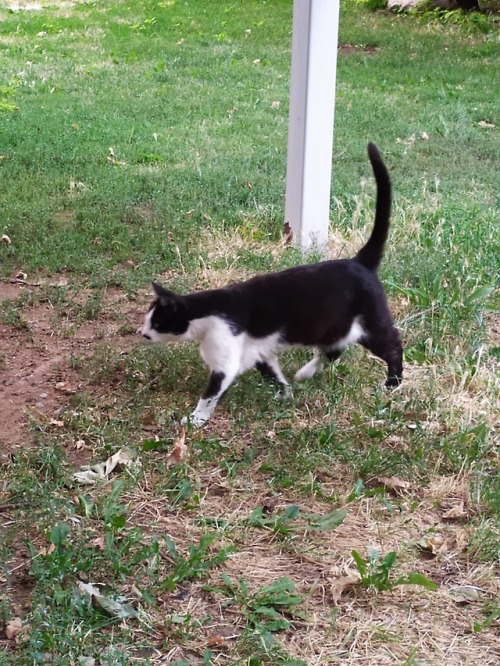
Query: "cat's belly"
199 320 283 376
239 332 282 373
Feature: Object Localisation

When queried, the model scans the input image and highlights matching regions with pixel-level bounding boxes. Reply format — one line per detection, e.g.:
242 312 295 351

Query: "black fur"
145 142 403 409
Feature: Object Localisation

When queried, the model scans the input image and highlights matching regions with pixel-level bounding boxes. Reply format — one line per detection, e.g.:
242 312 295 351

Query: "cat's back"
220 258 379 339
235 257 373 299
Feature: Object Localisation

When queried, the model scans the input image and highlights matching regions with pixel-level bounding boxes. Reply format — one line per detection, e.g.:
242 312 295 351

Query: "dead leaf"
166 428 188 466
330 568 361 605
421 131 430 140
449 585 481 604
39 543 56 556
271 100 280 109
418 534 447 558
73 448 139 484
478 120 495 129
206 635 228 648
442 502 467 520
1 234 11 245
262 496 280 514
454 528 469 552
376 476 412 494
90 535 106 550
5 617 24 640
77 581 138 619
55 382 76 394
50 419 65 428
176 38 185 46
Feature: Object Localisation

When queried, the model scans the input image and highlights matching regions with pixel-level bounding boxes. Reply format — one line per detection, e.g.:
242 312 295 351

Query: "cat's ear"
152 282 178 307
152 282 173 298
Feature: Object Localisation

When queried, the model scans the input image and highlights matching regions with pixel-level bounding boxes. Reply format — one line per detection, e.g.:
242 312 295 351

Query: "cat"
141 143 403 427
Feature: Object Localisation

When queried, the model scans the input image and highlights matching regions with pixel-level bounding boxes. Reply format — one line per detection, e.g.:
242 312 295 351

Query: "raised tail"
354 142 392 272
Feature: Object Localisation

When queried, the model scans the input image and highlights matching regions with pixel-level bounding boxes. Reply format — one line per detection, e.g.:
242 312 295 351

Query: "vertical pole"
285 0 340 250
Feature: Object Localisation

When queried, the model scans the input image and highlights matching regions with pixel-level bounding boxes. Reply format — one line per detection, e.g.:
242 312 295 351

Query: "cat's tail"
354 142 392 272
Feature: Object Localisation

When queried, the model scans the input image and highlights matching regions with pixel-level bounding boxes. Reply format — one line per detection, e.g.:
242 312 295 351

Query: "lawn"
0 1 499 664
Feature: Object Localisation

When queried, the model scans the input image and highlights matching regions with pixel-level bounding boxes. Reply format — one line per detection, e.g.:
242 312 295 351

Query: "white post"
285 0 340 250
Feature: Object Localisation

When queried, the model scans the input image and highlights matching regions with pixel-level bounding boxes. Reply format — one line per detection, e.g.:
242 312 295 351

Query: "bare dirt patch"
339 44 379 56
0 280 145 457
0 280 148 621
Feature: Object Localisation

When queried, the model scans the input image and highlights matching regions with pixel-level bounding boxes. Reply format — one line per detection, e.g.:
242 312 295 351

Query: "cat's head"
141 282 189 342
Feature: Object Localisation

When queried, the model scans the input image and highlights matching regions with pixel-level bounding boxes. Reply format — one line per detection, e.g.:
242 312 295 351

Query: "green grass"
0 1 499 664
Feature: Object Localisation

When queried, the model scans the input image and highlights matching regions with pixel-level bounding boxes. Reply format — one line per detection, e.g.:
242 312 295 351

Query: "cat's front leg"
183 369 235 427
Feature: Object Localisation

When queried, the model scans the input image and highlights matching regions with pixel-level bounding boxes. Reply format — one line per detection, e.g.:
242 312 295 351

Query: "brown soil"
0 279 148 617
0 280 145 458
339 44 378 56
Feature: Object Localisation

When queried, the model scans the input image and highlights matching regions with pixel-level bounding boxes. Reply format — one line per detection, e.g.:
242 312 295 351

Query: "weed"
354 0 388 11
247 504 347 536
417 5 496 34
159 534 234 592
208 575 307 665
351 548 438 593
473 600 500 633
0 298 29 330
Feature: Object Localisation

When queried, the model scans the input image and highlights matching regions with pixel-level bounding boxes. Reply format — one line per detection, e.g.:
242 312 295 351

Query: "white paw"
181 411 210 428
275 386 293 401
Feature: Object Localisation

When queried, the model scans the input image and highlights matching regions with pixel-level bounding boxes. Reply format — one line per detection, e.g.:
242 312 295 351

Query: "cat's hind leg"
294 353 324 382
256 356 292 400
294 348 342 382
360 326 403 387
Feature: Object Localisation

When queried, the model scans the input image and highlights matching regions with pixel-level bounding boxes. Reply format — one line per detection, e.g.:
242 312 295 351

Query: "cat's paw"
275 386 293 401
181 412 209 428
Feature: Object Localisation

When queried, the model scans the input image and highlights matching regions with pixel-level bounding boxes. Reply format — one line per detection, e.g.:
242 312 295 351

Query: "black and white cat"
141 143 403 427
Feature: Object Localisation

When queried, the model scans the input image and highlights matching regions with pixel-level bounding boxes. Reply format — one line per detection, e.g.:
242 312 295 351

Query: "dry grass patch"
102 452 499 664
